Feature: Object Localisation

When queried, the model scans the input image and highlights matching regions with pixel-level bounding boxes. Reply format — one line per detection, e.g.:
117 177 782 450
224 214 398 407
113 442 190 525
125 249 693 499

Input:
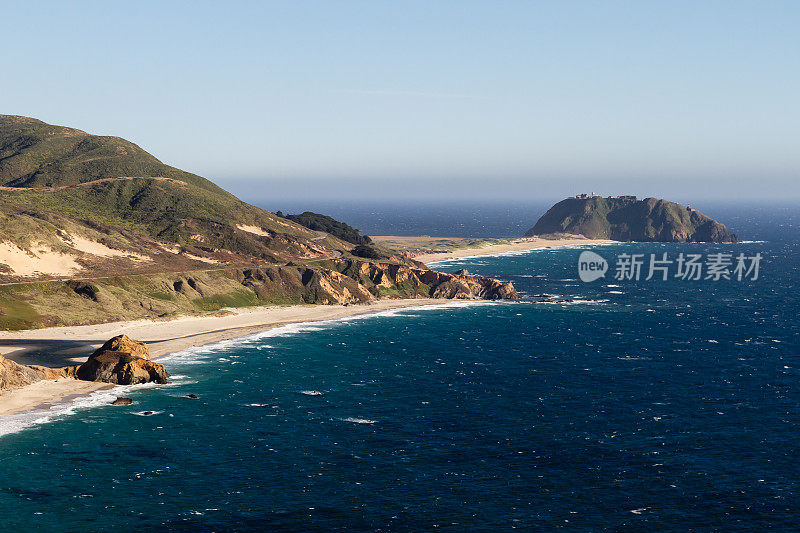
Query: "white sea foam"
0 300 516 438
339 417 377 424
0 381 163 437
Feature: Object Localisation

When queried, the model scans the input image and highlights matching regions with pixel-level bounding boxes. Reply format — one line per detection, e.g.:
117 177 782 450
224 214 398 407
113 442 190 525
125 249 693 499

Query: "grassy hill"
281 211 372 245
0 115 358 274
0 115 518 329
0 115 223 192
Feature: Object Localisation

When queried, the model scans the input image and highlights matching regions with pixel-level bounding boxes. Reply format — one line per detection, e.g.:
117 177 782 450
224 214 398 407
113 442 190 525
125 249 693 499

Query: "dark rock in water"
454 269 470 276
111 397 133 406
76 335 169 385
183 394 199 399
142 411 154 416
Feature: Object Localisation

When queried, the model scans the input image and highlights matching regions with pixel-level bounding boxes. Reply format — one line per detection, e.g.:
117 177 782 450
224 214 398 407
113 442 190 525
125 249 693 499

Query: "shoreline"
0 298 461 416
372 235 616 264
0 237 613 419
417 236 615 263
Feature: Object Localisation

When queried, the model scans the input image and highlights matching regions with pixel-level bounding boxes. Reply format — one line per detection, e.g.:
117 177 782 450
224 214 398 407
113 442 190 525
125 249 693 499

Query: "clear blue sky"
2 1 798 201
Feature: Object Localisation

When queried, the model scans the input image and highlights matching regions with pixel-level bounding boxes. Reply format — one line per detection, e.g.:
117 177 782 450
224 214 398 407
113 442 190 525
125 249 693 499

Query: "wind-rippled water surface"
1 207 799 531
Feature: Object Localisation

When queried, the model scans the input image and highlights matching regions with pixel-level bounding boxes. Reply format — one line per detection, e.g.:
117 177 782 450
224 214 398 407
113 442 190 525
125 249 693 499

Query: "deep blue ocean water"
1 204 799 531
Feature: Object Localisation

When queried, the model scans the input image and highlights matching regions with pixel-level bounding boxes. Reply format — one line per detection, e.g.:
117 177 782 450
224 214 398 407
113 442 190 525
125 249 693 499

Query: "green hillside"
0 115 518 330
0 115 350 263
282 211 372 245
0 115 223 193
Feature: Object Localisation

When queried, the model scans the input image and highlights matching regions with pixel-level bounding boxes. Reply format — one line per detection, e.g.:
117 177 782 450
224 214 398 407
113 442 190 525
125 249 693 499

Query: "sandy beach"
0 380 114 415
372 235 615 263
0 298 456 415
0 236 610 417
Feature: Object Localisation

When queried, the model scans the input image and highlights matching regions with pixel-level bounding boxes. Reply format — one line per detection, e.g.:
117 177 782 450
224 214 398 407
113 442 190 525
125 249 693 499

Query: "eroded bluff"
238 260 519 305
0 354 76 391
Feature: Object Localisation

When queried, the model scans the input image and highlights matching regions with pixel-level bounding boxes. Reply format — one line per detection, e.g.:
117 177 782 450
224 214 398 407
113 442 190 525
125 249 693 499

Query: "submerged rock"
183 394 199 399
76 335 169 385
112 397 133 406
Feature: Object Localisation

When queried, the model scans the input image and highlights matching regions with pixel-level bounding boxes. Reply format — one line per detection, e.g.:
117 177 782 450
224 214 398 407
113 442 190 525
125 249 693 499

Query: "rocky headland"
526 195 738 243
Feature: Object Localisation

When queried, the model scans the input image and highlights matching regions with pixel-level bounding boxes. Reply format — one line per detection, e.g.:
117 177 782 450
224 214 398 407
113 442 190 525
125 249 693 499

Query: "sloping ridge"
0 114 224 193
0 115 348 272
526 196 738 242
0 116 519 331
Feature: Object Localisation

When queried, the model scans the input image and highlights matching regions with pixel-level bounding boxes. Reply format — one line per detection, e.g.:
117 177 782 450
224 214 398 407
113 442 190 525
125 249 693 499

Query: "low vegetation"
0 115 518 330
281 211 372 245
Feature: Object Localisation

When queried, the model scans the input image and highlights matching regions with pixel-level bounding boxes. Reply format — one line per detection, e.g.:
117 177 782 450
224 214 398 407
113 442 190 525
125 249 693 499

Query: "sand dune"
0 241 82 277
236 224 270 236
0 234 152 278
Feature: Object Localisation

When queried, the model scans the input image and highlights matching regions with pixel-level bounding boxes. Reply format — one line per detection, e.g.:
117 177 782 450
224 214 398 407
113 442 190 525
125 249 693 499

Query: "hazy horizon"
222 176 800 205
3 1 799 200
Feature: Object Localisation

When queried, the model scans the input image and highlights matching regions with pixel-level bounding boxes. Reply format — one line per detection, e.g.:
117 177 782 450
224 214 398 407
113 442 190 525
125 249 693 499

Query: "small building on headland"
575 193 637 201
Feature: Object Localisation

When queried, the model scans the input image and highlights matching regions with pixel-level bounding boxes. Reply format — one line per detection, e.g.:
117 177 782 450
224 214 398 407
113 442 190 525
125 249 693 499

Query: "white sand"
0 299 457 415
0 379 112 415
60 233 150 262
0 241 81 277
236 224 270 237
182 252 220 264
400 236 615 263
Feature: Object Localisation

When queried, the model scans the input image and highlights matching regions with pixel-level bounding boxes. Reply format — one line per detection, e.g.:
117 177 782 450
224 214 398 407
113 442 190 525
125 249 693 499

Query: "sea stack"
76 335 169 385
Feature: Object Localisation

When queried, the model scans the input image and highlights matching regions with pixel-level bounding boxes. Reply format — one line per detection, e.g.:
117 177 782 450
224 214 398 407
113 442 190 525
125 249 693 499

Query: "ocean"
0 203 798 531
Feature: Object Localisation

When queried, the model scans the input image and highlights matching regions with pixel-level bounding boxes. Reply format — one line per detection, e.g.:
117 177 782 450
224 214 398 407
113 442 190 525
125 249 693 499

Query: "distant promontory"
525 195 738 243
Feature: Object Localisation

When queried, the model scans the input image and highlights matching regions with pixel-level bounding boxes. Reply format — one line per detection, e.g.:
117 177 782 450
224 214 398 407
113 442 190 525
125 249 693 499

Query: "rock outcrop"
411 268 518 300
237 260 519 307
76 335 169 385
340 260 519 302
526 196 738 243
0 354 49 391
0 354 78 391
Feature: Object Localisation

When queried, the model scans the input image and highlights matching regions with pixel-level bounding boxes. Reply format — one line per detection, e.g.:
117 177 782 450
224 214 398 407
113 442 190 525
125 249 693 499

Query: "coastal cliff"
526 196 738 243
0 115 518 331
0 259 518 331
